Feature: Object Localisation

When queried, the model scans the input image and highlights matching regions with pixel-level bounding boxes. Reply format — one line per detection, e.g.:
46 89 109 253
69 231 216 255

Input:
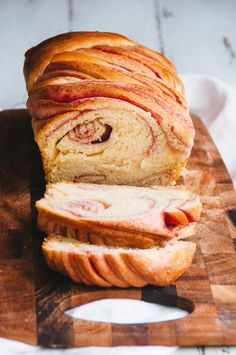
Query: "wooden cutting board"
0 109 236 347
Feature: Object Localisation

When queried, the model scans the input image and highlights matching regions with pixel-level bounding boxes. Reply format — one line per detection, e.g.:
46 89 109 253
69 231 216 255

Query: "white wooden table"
1 0 236 109
0 0 236 354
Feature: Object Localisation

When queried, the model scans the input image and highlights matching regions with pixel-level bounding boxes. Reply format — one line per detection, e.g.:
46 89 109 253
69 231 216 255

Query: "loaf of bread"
24 31 194 186
25 32 201 287
42 234 196 287
36 182 202 249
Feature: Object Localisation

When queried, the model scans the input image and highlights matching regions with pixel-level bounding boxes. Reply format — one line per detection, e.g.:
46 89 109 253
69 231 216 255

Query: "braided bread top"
24 32 183 93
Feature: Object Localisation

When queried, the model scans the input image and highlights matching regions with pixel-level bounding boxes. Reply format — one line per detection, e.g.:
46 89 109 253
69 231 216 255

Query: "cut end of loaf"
24 31 194 187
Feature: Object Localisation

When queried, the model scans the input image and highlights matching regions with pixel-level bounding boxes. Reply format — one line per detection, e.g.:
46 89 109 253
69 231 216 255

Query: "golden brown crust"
89 253 129 287
24 31 135 92
42 234 196 287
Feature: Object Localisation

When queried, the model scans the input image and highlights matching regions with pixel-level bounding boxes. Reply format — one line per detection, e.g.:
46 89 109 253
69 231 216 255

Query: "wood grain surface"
0 110 236 347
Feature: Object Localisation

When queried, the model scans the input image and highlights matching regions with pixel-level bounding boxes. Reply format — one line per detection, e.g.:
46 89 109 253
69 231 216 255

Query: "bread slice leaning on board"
37 182 202 287
42 235 196 287
24 31 194 186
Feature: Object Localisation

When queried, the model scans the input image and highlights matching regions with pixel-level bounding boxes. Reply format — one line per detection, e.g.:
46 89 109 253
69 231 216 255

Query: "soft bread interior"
34 100 189 186
37 182 201 222
36 182 201 242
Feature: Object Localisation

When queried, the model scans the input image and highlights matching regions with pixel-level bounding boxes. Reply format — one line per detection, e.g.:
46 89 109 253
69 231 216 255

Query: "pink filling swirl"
67 199 110 216
68 120 112 144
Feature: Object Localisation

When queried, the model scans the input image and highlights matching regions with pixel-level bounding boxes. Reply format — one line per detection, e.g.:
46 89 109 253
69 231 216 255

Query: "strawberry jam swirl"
68 119 112 144
64 196 156 219
67 199 110 215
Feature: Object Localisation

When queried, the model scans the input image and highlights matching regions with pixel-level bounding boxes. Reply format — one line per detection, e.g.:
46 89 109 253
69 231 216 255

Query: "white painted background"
1 0 236 109
0 0 236 354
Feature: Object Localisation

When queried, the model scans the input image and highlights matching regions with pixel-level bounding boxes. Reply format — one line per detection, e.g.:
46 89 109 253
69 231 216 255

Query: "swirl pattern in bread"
24 31 194 186
36 182 202 249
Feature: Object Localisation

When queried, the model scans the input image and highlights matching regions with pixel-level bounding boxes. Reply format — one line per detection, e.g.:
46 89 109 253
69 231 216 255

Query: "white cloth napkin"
1 75 236 354
182 74 236 187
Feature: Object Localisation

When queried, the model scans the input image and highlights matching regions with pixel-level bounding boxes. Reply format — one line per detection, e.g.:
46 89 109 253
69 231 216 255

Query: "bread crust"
42 234 196 287
38 211 167 249
24 31 179 92
24 32 135 92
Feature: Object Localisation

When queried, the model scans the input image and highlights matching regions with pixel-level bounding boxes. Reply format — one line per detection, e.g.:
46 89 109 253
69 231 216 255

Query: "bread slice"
42 234 196 287
36 182 202 248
